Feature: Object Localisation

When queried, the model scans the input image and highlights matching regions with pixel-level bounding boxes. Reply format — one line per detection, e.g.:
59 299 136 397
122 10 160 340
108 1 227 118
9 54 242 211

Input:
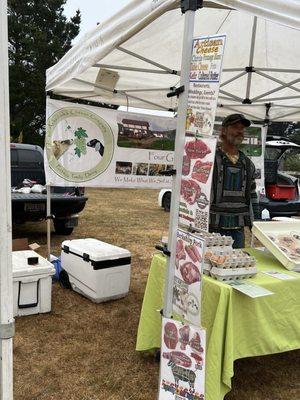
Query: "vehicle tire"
162 192 171 212
59 269 72 289
54 220 74 235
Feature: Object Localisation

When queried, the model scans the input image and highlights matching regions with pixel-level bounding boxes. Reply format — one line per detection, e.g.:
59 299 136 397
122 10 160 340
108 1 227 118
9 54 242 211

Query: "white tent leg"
47 185 51 261
163 9 196 317
0 1 14 399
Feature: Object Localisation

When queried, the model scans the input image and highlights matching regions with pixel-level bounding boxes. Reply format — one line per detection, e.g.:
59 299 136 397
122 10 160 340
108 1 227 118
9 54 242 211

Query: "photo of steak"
180 179 201 205
180 262 201 285
176 239 186 269
185 244 202 263
164 322 179 350
185 139 211 159
191 160 213 183
182 155 191 176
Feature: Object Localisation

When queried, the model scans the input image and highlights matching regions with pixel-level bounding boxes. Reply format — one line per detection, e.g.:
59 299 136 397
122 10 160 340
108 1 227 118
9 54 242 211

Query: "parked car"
11 143 88 234
158 139 300 217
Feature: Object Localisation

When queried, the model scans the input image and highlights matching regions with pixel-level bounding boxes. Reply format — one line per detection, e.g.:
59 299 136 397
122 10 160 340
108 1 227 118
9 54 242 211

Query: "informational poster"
173 229 205 326
159 318 206 400
45 98 176 188
179 135 217 231
186 35 226 136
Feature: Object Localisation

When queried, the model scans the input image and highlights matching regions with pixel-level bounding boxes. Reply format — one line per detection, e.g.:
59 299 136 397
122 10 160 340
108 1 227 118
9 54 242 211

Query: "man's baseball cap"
222 113 252 127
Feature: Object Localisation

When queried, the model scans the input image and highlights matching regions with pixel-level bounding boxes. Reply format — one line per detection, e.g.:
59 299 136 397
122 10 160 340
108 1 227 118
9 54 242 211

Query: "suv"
11 143 88 234
158 140 300 217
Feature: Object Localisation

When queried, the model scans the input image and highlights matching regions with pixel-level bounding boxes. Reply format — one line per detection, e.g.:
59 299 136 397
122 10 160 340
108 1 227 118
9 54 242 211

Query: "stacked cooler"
12 250 55 317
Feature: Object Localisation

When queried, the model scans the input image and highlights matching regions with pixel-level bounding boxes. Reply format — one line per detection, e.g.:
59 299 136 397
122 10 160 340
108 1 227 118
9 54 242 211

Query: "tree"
8 0 81 146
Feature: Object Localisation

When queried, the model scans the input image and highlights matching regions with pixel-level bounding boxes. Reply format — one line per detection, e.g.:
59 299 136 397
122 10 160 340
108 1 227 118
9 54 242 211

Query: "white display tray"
252 221 300 271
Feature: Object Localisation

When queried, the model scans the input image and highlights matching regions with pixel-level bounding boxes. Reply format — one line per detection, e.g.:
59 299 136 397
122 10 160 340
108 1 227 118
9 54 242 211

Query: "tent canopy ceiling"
46 0 300 122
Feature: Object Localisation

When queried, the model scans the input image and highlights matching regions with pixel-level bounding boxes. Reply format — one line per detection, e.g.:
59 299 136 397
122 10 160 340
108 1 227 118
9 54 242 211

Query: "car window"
265 147 282 160
279 149 300 176
17 149 43 168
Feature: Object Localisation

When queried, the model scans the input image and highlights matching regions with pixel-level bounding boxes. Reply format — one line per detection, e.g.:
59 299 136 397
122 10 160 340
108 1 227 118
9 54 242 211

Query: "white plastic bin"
61 238 131 303
12 250 55 317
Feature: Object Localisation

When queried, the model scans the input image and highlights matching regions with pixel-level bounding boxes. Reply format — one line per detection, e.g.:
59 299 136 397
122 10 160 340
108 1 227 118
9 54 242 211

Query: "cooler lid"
61 238 131 262
12 250 55 278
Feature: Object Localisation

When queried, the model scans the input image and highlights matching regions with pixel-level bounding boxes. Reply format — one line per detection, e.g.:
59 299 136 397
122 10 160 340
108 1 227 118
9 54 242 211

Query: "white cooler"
12 250 55 317
61 238 131 303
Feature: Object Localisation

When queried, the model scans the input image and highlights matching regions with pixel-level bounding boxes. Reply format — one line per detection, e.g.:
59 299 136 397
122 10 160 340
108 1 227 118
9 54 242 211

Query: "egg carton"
193 231 234 247
209 250 256 269
205 245 233 259
210 266 257 282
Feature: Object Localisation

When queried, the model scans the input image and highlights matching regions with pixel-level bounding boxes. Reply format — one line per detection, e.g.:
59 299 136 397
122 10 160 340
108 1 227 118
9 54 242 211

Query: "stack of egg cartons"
196 232 257 281
200 232 233 276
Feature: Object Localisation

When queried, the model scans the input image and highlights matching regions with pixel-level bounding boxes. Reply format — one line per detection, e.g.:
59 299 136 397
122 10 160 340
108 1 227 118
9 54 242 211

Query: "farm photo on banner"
45 98 176 188
159 317 206 400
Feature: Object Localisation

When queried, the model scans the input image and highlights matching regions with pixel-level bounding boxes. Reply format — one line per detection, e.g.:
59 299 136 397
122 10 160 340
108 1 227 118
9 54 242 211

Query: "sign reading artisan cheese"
186 34 226 136
45 98 176 188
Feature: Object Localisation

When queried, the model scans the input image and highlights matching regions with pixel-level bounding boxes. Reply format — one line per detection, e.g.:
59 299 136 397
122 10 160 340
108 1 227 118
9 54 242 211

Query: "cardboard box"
12 238 40 252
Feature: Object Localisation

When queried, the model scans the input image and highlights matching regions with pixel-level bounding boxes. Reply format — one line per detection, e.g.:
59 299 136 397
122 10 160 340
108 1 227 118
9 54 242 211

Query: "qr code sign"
195 209 209 231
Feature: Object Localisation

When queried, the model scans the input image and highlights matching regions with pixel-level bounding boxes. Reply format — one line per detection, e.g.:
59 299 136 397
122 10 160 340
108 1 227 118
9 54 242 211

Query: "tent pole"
0 1 14 399
219 89 243 102
252 76 300 102
245 16 257 100
163 8 197 317
46 185 51 261
220 71 247 88
255 70 300 94
116 46 179 75
93 63 173 75
74 78 174 111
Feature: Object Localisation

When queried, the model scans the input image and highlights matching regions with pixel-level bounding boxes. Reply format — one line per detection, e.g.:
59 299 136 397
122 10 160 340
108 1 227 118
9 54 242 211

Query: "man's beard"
227 134 244 146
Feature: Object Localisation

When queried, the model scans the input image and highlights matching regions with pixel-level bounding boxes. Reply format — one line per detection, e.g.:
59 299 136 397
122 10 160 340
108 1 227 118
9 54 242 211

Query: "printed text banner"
45 99 176 188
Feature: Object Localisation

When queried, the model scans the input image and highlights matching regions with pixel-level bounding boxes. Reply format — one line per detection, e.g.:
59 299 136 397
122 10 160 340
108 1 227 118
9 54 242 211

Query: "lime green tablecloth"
136 249 300 400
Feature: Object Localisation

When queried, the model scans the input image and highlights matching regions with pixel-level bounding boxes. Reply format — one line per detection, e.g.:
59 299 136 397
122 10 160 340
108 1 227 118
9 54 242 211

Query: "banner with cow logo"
179 134 217 231
45 98 176 188
173 229 205 326
159 317 206 400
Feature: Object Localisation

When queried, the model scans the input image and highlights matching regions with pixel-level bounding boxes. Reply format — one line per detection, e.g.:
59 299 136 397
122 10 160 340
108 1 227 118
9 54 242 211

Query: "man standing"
210 114 261 248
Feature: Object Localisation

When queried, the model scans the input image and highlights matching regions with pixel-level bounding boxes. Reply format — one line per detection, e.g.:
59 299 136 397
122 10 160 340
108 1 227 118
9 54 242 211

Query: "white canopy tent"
46 0 300 122
45 0 300 319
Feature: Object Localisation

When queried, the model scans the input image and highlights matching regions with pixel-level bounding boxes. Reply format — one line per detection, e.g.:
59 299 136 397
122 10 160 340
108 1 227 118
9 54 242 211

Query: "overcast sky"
64 0 132 40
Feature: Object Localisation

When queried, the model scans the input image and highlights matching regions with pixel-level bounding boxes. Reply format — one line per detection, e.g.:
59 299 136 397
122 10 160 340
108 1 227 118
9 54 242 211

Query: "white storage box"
12 250 55 317
252 221 300 271
61 238 131 303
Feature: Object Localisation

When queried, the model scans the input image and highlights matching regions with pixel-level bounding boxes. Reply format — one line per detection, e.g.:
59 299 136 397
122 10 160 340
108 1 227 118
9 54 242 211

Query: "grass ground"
13 188 300 400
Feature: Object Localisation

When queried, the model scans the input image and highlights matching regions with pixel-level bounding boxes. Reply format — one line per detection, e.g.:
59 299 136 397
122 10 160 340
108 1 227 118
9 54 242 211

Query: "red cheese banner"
179 135 217 231
159 317 206 400
173 229 205 326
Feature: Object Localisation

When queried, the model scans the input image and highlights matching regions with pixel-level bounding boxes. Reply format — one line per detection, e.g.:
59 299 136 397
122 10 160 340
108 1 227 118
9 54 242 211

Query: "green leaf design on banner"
74 127 88 139
74 127 88 158
75 147 82 158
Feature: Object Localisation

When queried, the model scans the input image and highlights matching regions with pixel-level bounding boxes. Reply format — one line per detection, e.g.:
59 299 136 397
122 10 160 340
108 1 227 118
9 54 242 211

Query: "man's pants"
210 228 245 249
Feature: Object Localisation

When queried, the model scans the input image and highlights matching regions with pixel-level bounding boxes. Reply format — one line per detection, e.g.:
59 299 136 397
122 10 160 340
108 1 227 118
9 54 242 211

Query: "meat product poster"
186 34 226 136
45 98 176 188
173 229 205 326
179 135 217 231
159 317 206 400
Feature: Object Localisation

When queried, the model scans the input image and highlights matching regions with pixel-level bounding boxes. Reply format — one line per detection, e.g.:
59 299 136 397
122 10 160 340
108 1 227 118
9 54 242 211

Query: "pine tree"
8 0 81 145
